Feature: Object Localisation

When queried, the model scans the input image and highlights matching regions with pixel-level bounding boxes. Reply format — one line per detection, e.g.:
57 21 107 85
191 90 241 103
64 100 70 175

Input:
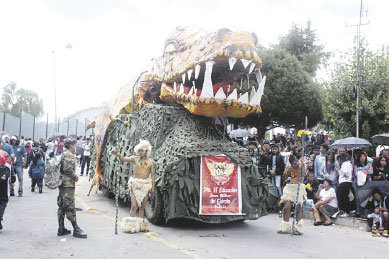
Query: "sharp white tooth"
215 87 226 100
255 70 262 84
238 92 249 105
174 82 177 92
249 86 256 103
249 63 256 74
200 61 215 99
257 76 266 96
195 64 201 79
187 69 193 80
226 88 238 100
241 59 251 69
250 76 266 106
189 86 195 95
229 57 237 70
179 83 185 94
194 88 198 96
182 74 186 84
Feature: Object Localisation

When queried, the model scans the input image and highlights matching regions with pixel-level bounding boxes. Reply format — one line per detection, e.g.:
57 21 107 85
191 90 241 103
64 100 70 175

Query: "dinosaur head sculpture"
89 26 266 183
139 26 266 118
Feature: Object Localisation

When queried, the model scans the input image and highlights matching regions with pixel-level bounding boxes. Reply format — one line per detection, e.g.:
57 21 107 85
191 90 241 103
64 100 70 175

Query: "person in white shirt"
46 138 55 158
80 138 91 176
313 179 338 226
336 150 354 218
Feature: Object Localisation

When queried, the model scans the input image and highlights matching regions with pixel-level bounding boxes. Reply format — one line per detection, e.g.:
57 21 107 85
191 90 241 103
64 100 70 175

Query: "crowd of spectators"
0 134 93 196
234 131 389 237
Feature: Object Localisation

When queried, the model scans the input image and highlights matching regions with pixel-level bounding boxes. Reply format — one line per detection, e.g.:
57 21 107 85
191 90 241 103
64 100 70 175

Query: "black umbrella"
371 133 389 145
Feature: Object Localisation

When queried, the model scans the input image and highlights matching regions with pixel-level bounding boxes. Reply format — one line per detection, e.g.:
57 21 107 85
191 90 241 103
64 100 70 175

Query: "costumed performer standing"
278 154 307 235
115 139 155 233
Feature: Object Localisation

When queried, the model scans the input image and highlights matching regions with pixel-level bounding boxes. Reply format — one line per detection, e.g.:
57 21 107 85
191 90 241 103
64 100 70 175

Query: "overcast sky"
1 0 388 122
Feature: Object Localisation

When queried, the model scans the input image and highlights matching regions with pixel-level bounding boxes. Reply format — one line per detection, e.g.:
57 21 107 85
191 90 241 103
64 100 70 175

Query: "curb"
303 211 368 231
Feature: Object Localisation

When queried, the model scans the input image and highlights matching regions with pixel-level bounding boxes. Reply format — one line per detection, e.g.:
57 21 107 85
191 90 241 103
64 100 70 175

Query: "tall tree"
322 39 389 139
278 21 329 76
0 84 44 117
230 48 323 139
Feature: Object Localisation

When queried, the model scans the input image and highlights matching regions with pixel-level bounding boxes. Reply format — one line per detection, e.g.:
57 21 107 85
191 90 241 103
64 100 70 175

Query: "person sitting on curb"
313 179 338 226
364 188 389 237
367 208 385 237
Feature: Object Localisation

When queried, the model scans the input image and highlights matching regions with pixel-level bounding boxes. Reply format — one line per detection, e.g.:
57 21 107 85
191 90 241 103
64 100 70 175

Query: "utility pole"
53 51 58 134
52 44 72 134
346 0 369 138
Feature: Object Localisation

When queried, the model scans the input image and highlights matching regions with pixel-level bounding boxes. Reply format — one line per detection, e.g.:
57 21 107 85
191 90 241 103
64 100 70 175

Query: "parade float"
88 26 269 224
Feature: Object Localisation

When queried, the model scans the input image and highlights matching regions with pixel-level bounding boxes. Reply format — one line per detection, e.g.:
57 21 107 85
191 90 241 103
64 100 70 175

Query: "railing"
0 111 94 140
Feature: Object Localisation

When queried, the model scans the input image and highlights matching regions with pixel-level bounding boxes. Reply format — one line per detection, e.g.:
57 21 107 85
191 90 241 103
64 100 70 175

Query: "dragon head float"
109 25 266 120
91 26 266 180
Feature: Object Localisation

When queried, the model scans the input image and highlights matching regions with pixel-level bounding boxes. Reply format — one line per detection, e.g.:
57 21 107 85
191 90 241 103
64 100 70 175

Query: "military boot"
57 217 71 236
71 221 87 238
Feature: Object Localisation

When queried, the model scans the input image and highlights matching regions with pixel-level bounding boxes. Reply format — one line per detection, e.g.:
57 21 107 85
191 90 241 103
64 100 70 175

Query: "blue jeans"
272 175 282 197
15 166 24 195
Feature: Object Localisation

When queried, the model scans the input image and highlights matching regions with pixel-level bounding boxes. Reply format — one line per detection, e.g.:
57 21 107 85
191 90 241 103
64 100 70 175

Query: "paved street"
1 169 389 259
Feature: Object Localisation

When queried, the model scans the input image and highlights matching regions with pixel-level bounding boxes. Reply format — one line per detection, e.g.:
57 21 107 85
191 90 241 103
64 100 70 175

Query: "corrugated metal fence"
0 111 94 140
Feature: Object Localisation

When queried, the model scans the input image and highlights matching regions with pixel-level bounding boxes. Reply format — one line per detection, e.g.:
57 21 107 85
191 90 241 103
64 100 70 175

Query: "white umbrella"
229 129 253 138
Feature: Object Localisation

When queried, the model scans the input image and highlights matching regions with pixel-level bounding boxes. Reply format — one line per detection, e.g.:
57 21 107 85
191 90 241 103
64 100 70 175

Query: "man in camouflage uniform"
57 138 87 238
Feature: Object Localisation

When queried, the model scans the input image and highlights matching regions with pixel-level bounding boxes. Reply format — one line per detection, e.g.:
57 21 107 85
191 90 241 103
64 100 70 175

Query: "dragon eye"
164 43 176 53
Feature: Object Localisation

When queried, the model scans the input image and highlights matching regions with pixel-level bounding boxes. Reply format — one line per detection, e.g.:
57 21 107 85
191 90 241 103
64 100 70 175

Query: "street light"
52 44 72 134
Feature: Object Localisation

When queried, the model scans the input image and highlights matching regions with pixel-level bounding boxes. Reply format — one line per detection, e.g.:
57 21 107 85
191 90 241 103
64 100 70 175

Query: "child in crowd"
28 153 45 193
368 208 383 237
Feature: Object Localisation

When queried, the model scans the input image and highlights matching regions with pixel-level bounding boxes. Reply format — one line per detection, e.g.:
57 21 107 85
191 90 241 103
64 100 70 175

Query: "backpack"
56 153 65 187
0 165 11 182
30 148 42 163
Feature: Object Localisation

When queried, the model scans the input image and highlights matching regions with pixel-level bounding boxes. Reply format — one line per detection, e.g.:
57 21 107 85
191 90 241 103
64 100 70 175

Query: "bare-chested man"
278 154 307 235
115 140 155 218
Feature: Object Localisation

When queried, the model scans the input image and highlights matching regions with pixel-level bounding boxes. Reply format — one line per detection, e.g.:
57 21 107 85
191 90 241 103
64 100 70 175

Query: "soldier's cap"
64 138 77 146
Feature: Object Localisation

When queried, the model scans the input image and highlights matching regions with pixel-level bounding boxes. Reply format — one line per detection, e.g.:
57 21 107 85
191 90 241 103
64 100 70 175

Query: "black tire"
102 186 115 199
145 187 165 225
44 173 58 189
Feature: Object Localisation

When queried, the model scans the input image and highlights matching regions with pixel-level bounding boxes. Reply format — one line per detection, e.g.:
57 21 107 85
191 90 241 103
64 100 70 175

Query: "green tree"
322 40 389 139
278 21 330 76
0 83 44 117
230 48 323 139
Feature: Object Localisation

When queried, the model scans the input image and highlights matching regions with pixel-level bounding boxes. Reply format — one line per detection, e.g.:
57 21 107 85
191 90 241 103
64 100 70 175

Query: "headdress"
134 139 152 157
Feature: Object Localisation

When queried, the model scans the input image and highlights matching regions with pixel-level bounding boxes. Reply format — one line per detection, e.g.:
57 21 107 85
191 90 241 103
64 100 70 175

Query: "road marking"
75 177 201 259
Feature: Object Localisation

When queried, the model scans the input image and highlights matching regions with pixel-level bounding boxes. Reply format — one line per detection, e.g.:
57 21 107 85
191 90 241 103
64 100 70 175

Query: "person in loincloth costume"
278 154 307 235
115 140 155 233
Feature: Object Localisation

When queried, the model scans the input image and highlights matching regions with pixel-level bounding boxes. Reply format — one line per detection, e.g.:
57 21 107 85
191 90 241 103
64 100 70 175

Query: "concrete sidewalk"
303 211 369 231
